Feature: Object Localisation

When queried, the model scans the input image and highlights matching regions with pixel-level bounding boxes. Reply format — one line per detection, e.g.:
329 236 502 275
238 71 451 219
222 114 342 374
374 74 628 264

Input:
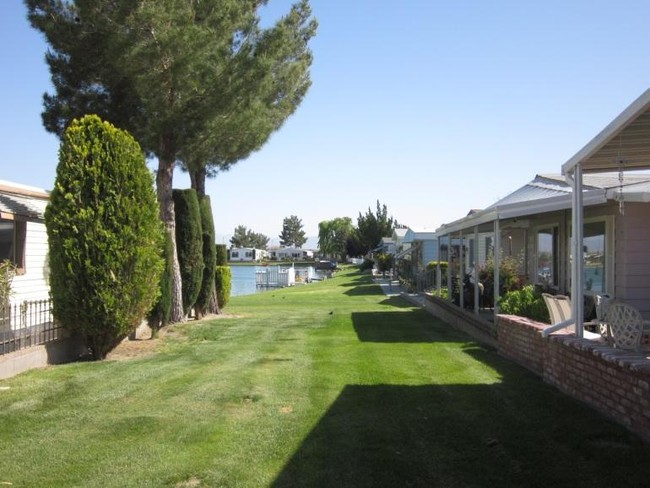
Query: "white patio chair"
603 301 643 351
595 293 611 337
542 293 572 326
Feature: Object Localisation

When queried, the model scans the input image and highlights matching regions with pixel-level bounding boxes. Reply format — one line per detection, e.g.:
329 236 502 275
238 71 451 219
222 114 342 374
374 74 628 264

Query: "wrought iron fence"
0 299 62 356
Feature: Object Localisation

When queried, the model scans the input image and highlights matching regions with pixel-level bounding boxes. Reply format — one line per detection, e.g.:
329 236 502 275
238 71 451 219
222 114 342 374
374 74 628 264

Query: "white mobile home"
268 247 314 261
228 247 267 262
0 180 50 306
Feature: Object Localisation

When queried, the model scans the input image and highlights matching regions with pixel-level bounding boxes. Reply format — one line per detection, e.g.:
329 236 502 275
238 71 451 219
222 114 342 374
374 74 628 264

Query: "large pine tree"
26 0 317 322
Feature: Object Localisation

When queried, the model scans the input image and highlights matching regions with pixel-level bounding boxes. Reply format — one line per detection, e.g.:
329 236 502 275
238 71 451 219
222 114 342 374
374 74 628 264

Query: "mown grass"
1 267 649 487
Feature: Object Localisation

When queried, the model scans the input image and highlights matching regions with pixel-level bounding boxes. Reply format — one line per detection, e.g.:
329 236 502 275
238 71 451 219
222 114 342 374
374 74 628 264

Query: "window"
485 236 493 260
567 219 608 294
231 251 239 258
245 251 253 258
537 227 558 287
0 219 26 272
583 221 606 293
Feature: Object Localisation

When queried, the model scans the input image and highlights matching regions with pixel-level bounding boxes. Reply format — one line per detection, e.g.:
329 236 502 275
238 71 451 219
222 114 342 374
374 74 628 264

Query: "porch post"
474 225 480 315
494 219 501 318
436 235 442 297
459 230 464 309
570 164 585 338
447 235 453 303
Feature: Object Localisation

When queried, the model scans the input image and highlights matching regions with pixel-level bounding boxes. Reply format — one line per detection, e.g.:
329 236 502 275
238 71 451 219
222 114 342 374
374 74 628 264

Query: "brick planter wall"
497 314 650 441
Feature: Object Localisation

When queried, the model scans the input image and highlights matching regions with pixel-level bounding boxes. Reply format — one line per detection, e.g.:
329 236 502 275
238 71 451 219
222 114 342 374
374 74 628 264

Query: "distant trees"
318 217 354 261
230 225 269 249
45 115 163 360
279 215 307 247
354 201 397 255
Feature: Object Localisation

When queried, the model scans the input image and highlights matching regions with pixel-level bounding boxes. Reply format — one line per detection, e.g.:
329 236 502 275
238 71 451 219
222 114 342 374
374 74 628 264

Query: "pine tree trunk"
157 139 184 323
190 166 207 197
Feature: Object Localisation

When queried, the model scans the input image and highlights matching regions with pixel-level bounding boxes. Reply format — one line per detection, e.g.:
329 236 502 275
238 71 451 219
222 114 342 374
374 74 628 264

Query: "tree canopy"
230 225 269 249
27 0 317 322
279 215 307 248
355 201 397 255
318 217 354 261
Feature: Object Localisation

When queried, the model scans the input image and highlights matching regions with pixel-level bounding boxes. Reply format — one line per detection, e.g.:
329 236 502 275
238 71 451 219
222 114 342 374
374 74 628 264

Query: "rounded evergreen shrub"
172 189 203 317
215 266 232 309
194 196 216 318
46 115 164 360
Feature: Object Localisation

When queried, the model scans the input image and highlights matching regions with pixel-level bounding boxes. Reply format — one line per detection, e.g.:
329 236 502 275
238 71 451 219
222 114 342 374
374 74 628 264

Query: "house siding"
615 203 650 317
10 220 49 305
421 240 438 265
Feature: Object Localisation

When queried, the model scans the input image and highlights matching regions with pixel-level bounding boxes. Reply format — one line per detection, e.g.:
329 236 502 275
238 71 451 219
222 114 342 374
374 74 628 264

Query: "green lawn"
1 268 649 487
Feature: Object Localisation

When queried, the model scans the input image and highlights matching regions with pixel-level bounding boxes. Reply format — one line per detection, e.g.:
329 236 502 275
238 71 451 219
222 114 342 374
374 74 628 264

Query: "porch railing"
0 299 62 356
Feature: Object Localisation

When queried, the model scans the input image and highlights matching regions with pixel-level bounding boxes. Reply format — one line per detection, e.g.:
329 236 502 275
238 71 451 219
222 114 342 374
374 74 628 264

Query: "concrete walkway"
374 277 427 306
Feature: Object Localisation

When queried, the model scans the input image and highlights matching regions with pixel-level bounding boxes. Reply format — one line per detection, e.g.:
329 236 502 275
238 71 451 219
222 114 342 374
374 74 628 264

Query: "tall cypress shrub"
194 196 216 318
45 115 164 360
216 244 228 266
215 244 231 310
148 230 174 335
172 189 203 317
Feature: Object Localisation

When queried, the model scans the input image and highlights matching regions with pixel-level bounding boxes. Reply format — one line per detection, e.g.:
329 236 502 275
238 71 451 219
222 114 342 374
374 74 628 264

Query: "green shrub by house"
45 115 164 359
499 285 550 323
215 266 232 309
194 196 216 318
148 231 174 334
172 189 204 317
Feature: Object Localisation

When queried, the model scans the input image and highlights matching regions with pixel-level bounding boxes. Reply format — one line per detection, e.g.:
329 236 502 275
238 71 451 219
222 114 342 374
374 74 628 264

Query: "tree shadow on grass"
378 296 415 308
271 355 650 488
352 310 458 343
343 284 382 296
338 276 371 286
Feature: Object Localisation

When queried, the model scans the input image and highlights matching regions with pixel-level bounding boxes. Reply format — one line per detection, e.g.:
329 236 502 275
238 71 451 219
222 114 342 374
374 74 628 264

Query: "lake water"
230 265 324 297
230 266 259 297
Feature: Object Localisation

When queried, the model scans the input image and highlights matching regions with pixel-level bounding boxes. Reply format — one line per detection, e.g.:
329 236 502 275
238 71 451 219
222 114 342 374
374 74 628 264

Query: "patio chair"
603 301 644 351
595 294 612 337
542 293 572 326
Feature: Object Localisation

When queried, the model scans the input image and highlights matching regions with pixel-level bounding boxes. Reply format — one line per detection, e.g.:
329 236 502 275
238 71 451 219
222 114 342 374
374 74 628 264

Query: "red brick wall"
497 314 650 441
496 315 546 376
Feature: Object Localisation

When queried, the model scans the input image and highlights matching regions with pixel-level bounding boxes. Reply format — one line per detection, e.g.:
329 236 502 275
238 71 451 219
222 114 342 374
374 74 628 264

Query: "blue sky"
3 1 650 246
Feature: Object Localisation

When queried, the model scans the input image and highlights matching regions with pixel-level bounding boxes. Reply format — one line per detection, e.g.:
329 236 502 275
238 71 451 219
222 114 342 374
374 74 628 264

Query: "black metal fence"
0 299 62 356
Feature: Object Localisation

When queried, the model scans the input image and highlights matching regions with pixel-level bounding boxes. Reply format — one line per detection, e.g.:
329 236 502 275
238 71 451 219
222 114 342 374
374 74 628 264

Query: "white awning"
562 88 650 175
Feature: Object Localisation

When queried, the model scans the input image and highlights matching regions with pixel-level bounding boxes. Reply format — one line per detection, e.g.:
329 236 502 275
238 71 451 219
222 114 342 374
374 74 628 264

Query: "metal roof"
0 181 49 222
403 227 437 243
563 88 650 175
435 172 650 236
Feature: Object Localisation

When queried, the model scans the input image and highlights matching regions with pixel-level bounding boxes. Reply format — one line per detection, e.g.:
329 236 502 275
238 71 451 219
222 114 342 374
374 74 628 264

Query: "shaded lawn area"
1 268 649 487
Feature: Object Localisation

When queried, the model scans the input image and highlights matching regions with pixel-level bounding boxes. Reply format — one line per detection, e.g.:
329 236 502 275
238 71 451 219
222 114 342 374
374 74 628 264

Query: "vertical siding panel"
615 203 650 317
10 221 49 305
